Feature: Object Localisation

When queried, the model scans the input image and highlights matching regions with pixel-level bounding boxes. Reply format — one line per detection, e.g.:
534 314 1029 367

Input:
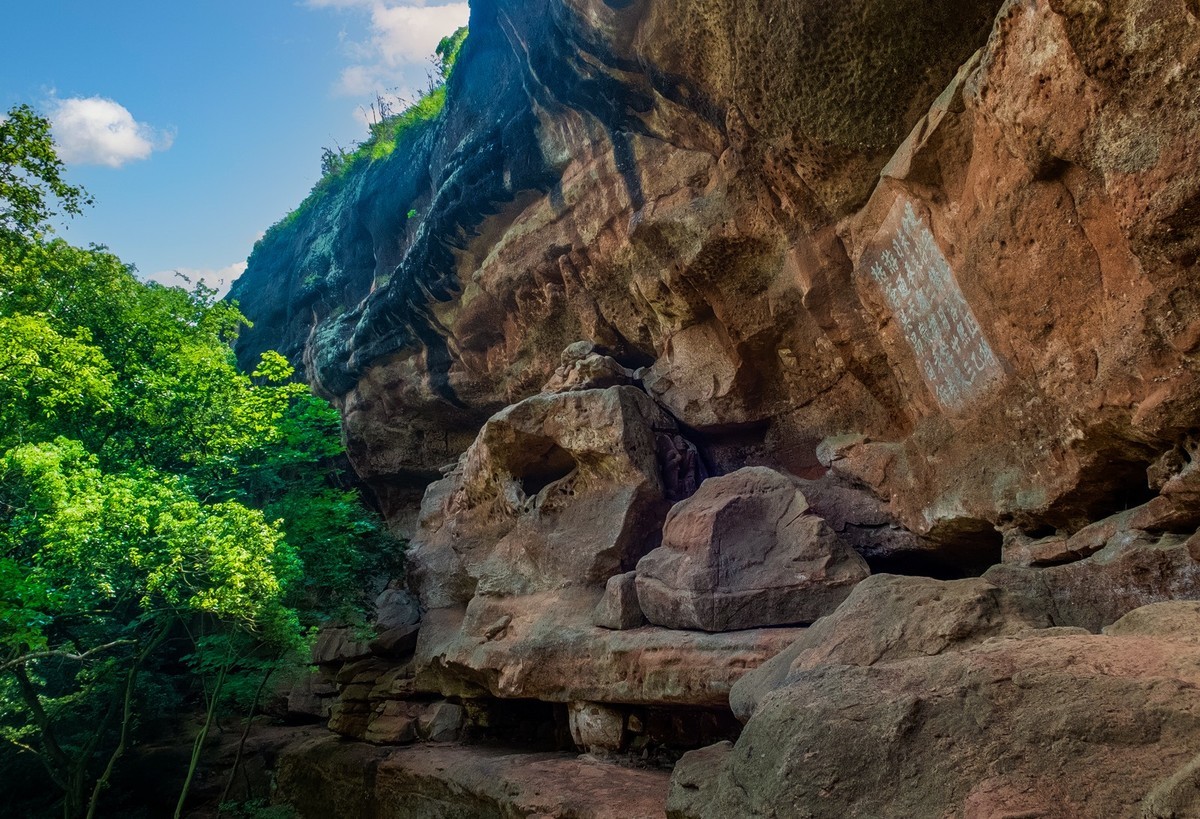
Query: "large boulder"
671 601 1200 818
636 467 869 631
407 386 687 607
729 574 1049 721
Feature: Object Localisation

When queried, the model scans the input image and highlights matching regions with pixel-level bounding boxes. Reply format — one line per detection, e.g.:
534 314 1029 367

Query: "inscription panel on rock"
864 199 1001 410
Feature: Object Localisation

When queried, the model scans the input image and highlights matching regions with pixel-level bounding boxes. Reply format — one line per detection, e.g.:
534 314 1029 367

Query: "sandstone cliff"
231 0 1200 815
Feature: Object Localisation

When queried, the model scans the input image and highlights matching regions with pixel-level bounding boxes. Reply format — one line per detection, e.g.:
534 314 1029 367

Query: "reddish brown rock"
311 626 372 666
568 701 628 752
729 573 1049 721
368 623 420 658
829 0 1200 543
541 341 639 394
593 571 646 631
407 386 681 608
1000 529 1076 567
672 602 1200 818
277 735 671 819
232 0 1200 579
416 700 465 743
984 529 1200 632
792 471 933 567
369 662 417 702
413 591 804 708
636 467 869 632
363 700 419 745
220 1 1200 815
234 0 1011 570
374 587 421 630
286 671 339 721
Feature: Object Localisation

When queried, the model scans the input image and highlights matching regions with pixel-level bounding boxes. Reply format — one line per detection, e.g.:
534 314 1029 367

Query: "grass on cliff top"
259 26 467 245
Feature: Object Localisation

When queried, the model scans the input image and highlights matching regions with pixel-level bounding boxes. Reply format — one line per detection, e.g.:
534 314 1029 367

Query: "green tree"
0 440 300 818
435 26 469 80
0 104 91 240
0 104 400 818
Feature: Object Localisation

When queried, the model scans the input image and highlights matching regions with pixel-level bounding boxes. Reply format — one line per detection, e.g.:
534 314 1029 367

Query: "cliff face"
235 0 1200 554
232 0 1200 816
233 0 1014 537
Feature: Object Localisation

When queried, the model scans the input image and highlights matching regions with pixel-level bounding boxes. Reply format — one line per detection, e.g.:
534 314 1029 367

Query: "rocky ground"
229 0 1200 815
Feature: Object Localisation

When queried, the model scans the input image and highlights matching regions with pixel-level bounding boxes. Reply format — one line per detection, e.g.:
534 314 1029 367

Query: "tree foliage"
435 26 469 80
0 104 92 240
0 104 400 818
271 28 469 244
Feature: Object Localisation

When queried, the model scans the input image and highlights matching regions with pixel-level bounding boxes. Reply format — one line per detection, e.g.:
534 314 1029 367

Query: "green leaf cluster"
0 104 92 239
0 105 400 818
262 26 467 242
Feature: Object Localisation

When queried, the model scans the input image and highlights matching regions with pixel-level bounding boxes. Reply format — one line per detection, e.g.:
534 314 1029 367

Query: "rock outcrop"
238 0 1200 575
407 385 680 607
635 467 869 631
229 0 1200 815
672 600 1200 819
279 737 672 818
231 0 1015 551
727 573 1049 722
413 591 803 708
985 528 1200 632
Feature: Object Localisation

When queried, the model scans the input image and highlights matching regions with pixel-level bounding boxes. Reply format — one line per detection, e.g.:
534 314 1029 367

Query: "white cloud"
338 64 378 97
143 261 247 298
50 96 173 168
307 1 469 103
369 3 469 68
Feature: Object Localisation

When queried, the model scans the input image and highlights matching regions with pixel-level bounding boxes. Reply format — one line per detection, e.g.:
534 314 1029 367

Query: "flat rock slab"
277 735 670 819
414 591 806 707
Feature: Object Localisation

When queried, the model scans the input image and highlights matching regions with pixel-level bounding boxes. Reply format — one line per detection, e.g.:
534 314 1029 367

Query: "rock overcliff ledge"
231 0 1200 815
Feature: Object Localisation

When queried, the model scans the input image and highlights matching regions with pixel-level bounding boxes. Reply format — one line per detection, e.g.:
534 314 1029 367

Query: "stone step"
277 735 670 819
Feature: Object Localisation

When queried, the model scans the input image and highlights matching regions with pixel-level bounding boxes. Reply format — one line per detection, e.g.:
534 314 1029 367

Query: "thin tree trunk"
10 663 81 817
83 622 171 819
215 663 275 817
174 660 228 819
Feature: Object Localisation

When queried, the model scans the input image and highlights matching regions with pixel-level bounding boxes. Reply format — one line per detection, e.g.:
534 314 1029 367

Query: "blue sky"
1 0 469 294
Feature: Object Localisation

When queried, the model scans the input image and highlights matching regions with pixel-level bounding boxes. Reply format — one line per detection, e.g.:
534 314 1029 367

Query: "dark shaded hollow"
1037 453 1159 531
509 439 578 498
461 698 573 751
864 524 1004 579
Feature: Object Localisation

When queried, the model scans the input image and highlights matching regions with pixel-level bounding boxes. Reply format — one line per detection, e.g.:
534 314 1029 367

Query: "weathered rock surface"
542 341 639 394
673 601 1200 818
568 701 628 753
232 0 1017 561
408 386 681 608
310 626 372 666
286 671 339 721
230 0 1200 815
277 736 671 819
985 529 1200 632
636 467 870 631
375 587 422 630
236 0 1200 585
729 573 1049 721
414 591 803 707
592 571 646 631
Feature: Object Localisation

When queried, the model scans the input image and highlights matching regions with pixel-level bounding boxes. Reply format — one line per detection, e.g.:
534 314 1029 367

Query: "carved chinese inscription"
865 200 1001 410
